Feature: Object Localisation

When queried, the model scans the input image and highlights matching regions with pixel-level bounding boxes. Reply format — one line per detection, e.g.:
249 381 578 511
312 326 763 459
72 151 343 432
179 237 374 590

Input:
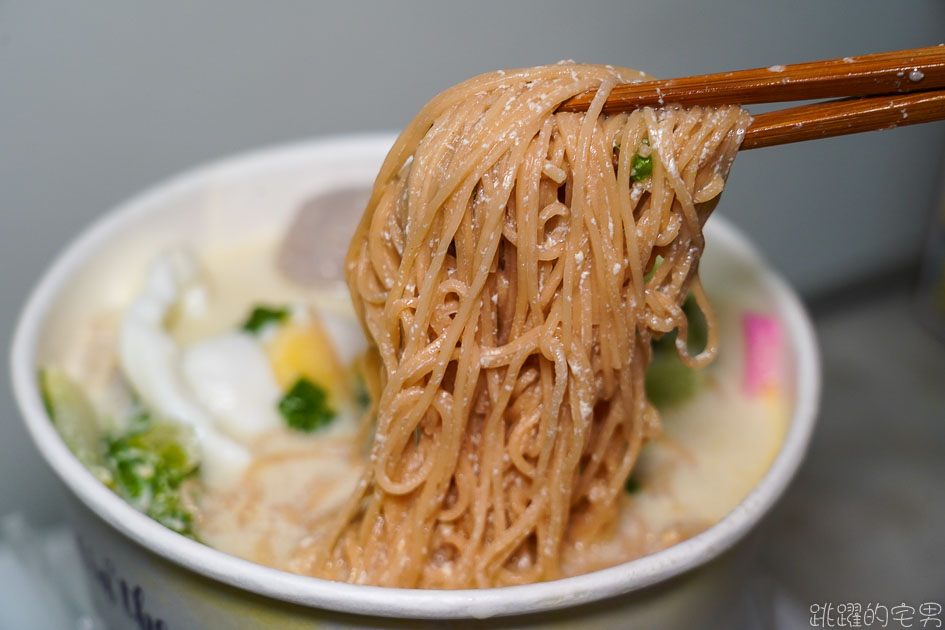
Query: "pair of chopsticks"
558 45 945 150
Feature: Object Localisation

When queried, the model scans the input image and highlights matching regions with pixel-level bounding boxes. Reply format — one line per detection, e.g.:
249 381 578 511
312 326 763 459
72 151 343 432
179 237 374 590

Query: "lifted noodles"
294 63 751 588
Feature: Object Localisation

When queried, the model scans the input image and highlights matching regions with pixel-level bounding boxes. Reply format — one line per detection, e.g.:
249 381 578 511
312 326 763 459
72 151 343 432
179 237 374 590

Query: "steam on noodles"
287 63 751 588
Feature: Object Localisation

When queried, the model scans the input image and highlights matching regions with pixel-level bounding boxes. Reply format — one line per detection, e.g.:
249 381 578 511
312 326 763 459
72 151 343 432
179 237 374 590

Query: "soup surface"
44 227 788 579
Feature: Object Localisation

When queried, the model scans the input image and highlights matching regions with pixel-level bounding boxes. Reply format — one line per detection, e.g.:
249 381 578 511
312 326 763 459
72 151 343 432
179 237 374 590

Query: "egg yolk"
265 319 347 403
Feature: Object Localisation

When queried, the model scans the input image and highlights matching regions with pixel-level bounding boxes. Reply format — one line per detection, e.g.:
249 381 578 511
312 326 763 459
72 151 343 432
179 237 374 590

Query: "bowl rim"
9 133 821 620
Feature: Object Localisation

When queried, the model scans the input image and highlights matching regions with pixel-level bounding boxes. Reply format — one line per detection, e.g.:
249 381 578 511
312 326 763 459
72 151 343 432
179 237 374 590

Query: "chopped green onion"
631 154 653 182
40 367 199 537
644 255 663 284
242 305 289 333
106 418 200 537
278 378 336 432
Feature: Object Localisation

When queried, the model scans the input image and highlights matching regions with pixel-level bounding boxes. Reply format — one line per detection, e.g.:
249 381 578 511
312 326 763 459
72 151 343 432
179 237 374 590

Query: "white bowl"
10 134 820 629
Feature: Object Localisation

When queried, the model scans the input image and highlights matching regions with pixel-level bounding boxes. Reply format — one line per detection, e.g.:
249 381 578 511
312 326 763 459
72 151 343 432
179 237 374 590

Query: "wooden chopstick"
556 45 945 149
742 88 945 150
559 45 945 112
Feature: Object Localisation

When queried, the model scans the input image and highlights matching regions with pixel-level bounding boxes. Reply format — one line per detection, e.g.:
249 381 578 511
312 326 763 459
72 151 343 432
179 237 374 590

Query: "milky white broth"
62 230 787 580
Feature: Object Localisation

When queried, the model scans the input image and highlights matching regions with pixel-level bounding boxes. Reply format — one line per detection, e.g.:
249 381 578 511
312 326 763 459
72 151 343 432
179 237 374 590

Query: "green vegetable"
39 368 112 484
106 418 200 537
242 305 289 333
624 475 642 494
651 295 708 355
631 153 653 182
644 255 663 284
278 378 336 432
645 295 708 408
645 351 700 409
681 295 708 354
39 367 199 537
615 139 655 183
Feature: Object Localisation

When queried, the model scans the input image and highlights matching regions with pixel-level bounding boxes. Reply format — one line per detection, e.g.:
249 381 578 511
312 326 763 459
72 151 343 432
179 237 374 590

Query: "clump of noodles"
293 63 750 588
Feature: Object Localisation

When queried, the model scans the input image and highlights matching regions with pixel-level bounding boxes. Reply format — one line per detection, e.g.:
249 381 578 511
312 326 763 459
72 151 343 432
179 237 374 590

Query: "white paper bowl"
10 134 820 629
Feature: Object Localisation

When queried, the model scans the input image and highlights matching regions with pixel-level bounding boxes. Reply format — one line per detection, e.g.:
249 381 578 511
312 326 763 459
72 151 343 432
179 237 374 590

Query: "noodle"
291 63 750 588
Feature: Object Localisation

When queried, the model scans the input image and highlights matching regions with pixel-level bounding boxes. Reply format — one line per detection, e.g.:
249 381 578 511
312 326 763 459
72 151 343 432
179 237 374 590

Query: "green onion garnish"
278 378 336 433
242 305 289 333
631 154 653 182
